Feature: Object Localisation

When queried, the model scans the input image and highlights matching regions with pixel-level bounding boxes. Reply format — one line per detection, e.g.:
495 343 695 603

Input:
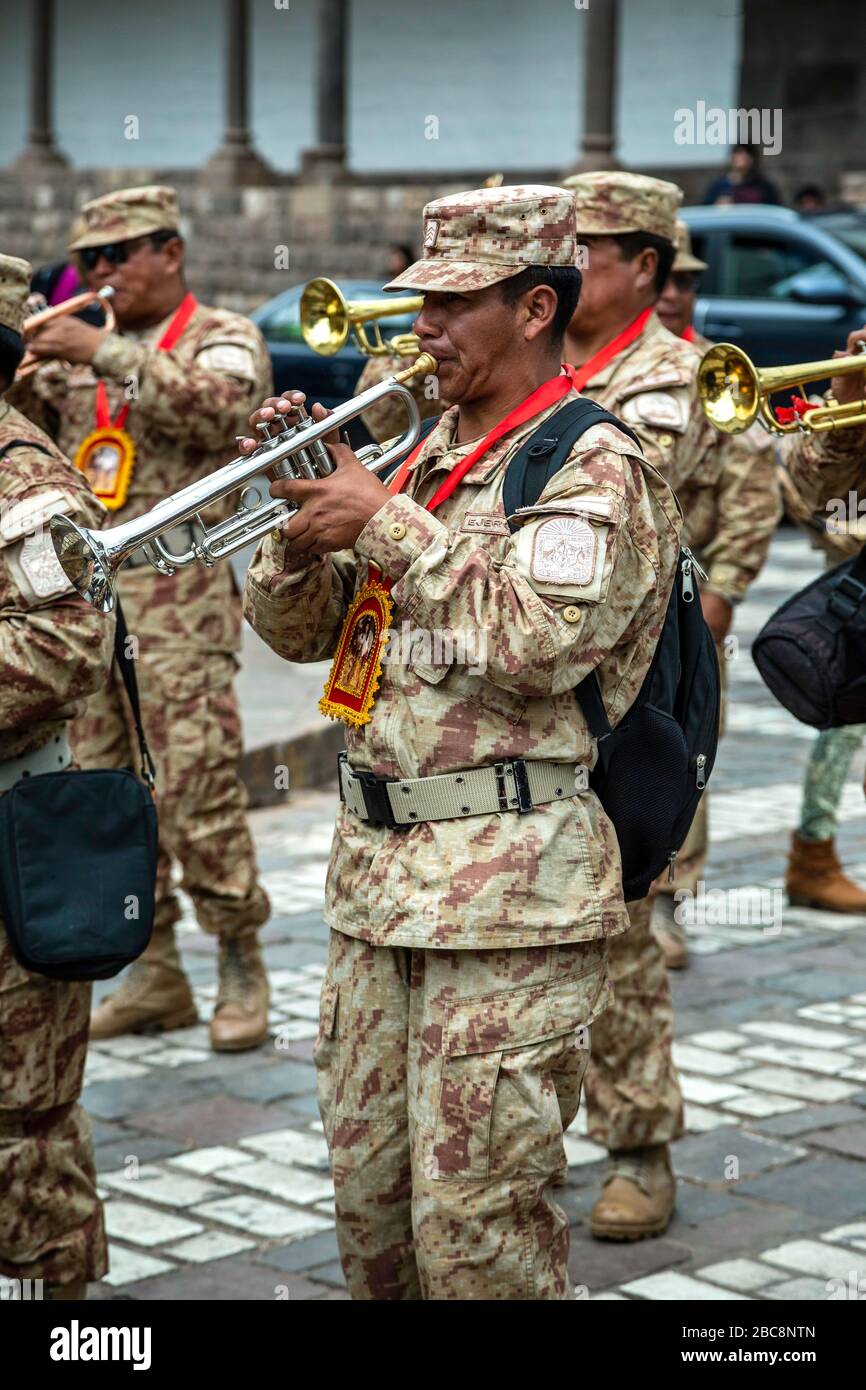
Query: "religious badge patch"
319 578 394 727
73 426 135 510
531 516 597 587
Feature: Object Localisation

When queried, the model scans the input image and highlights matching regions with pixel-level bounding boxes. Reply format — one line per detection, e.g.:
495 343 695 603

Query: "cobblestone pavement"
87 529 866 1302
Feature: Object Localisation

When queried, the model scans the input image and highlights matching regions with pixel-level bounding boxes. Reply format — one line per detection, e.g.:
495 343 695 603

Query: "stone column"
300 0 349 182
573 0 620 173
13 0 69 175
202 0 276 186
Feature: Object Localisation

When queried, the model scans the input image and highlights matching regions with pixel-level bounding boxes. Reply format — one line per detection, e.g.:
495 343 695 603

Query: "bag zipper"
695 753 707 789
680 547 709 605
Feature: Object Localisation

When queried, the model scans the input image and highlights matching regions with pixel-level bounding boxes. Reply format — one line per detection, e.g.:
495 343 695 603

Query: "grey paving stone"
671 1128 802 1183
667 1186 747 1227
94 1135 186 1170
223 1061 318 1103
752 1104 865 1138
284 1093 323 1119
686 1203 826 1263
254 1229 341 1274
303 1259 346 1288
134 1095 285 1146
807 1122 866 1161
83 1075 222 1121
736 1156 866 1220
568 1231 690 1292
765 971 866 1001
117 1258 326 1301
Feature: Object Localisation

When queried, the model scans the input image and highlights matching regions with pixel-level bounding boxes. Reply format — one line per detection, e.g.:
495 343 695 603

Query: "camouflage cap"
672 219 707 273
384 184 580 293
0 253 32 336
68 185 181 251
562 171 681 244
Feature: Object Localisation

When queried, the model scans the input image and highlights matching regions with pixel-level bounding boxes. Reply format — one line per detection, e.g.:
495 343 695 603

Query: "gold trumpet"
17 286 116 379
699 340 866 435
301 276 422 358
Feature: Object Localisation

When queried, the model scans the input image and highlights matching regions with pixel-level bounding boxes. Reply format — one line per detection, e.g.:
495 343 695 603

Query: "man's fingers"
269 476 319 505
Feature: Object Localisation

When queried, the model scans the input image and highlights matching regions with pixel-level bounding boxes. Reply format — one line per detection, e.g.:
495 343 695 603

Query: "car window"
717 233 828 300
258 287 304 342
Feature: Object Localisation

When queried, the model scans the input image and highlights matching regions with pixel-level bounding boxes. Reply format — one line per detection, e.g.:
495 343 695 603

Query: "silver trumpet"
50 352 437 613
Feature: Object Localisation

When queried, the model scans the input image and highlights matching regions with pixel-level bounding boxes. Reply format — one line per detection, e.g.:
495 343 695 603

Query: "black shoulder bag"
0 602 158 981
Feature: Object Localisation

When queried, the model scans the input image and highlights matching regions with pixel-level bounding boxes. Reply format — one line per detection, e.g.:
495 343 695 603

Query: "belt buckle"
497 758 533 814
340 754 401 830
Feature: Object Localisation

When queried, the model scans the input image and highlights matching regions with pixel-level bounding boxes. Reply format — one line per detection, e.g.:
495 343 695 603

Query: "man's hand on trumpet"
831 324 866 407
238 390 393 557
23 313 106 365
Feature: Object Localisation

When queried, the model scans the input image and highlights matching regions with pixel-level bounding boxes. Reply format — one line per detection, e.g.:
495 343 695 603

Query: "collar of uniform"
0 402 9 429
120 299 199 346
579 308 665 390
404 390 578 488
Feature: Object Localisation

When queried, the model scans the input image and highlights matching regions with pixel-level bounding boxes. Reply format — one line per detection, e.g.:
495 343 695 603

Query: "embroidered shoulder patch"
622 390 687 431
16 531 74 600
195 343 257 380
0 489 73 545
531 516 596 587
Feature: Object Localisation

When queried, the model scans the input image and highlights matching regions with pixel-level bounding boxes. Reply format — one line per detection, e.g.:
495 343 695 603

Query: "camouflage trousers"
72 650 269 939
315 926 611 1300
583 895 684 1151
0 931 107 1286
799 724 866 842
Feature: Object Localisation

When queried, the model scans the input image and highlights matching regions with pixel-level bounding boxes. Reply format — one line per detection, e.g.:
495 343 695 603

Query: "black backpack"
502 399 721 900
388 400 722 900
752 546 866 729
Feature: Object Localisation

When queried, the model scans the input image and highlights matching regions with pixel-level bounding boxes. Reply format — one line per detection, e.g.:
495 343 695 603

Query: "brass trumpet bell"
699 341 866 435
17 285 116 380
300 276 422 358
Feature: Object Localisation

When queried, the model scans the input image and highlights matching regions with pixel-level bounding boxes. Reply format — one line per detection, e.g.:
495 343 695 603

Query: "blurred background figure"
776 463 866 913
793 183 828 214
703 144 781 206
385 243 414 280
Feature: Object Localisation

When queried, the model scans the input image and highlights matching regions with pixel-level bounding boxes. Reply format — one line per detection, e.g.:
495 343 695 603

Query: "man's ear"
522 284 558 343
632 247 659 295
162 237 185 275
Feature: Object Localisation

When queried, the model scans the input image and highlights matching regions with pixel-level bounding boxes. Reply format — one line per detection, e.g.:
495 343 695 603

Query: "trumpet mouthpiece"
396 352 437 383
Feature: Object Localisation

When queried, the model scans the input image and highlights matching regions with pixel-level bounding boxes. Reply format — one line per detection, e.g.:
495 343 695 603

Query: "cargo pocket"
431 966 610 1183
313 981 339 1148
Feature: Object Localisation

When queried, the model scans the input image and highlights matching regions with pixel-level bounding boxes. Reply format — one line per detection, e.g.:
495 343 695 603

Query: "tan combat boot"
786 833 866 913
590 1144 676 1241
651 894 688 970
89 923 198 1040
210 930 270 1053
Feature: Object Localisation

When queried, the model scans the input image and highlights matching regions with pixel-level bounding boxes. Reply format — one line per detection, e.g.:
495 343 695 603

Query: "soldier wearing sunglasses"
11 185 275 1054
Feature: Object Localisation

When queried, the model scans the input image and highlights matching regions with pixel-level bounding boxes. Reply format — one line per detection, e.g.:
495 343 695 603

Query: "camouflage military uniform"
654 327 780 898
0 253 113 1292
245 184 682 1298
11 188 273 949
354 352 444 445
562 172 720 1157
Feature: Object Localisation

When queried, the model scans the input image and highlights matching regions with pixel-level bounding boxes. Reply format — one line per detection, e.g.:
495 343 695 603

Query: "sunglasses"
76 233 173 272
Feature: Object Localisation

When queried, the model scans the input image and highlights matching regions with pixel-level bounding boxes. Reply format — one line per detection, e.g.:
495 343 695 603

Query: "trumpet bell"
49 514 116 613
300 277 348 357
698 343 760 434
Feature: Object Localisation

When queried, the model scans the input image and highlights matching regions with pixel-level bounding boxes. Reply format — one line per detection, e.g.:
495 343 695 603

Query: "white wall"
0 0 742 172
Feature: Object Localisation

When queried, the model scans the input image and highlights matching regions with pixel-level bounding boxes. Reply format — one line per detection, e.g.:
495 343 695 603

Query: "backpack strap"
0 438 53 462
377 415 440 484
113 600 156 788
502 398 640 527
502 397 642 743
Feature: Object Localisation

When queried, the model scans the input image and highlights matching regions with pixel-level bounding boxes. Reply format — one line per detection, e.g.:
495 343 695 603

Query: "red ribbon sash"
681 323 696 343
369 363 579 587
94 291 198 432
571 306 653 393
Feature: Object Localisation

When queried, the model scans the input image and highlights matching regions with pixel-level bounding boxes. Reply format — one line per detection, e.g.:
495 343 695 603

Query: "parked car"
250 280 418 447
680 205 866 367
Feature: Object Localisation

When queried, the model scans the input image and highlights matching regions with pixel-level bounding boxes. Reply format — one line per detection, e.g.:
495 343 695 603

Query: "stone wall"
0 164 726 316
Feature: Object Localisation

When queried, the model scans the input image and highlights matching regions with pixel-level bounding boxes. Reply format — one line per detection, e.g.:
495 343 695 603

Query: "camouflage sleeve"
89 325 273 451
698 428 781 601
354 441 665 700
0 472 114 732
243 530 358 663
781 423 866 521
618 382 717 497
6 368 62 440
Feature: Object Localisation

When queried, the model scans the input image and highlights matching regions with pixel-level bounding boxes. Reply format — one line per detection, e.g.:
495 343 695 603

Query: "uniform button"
562 605 581 624
271 528 283 544
388 521 407 541
658 432 674 447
